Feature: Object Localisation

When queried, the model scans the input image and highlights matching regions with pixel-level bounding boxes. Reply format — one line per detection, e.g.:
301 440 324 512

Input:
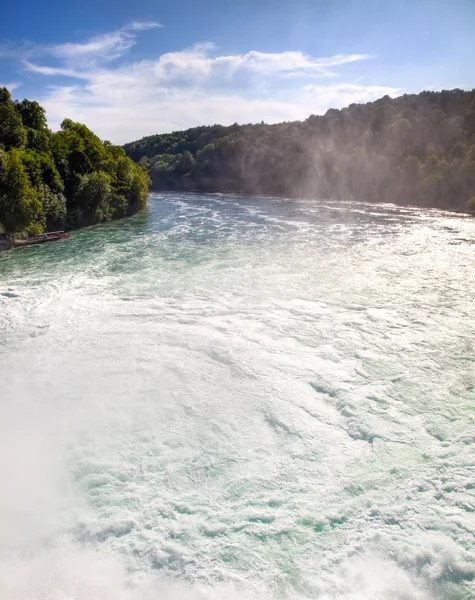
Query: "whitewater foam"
0 193 474 599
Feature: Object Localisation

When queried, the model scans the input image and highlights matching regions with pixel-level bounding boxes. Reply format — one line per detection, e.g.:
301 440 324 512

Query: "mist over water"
1 193 474 600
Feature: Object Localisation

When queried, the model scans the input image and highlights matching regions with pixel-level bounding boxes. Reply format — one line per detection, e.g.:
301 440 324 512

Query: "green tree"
0 94 150 237
0 149 43 234
15 99 47 131
175 151 195 174
0 88 27 150
127 168 150 214
20 149 63 193
37 183 66 228
0 87 11 105
26 128 51 152
76 170 112 220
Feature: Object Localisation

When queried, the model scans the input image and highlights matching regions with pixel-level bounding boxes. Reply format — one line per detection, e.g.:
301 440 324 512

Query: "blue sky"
1 0 474 143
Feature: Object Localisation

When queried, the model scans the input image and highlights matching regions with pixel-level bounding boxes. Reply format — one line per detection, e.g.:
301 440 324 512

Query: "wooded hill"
124 88 475 213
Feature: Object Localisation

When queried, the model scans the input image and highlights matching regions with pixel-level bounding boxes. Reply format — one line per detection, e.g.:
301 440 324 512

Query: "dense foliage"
0 88 150 236
124 89 475 214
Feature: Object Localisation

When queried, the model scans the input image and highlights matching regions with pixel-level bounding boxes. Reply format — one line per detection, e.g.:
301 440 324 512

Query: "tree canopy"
0 88 150 236
124 88 475 214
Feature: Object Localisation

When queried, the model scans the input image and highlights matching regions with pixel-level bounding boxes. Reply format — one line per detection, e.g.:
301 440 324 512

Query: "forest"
0 88 150 237
124 88 475 214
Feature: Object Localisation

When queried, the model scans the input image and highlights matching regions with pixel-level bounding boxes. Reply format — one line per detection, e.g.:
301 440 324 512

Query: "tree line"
0 88 150 237
124 88 475 214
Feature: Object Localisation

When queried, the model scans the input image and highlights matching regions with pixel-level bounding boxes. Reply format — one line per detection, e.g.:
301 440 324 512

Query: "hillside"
124 89 475 214
0 88 150 237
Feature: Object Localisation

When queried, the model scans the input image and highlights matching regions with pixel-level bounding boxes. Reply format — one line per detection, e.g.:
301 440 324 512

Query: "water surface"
1 193 474 600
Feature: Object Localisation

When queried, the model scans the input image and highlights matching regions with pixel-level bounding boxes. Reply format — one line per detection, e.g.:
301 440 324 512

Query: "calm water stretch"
1 193 474 600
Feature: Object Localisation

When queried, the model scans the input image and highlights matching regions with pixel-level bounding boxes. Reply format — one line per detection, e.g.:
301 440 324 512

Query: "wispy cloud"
47 32 135 65
0 81 21 92
0 42 38 61
151 45 371 82
43 21 161 69
23 62 89 79
0 22 162 66
9 22 399 143
127 21 162 31
25 41 371 83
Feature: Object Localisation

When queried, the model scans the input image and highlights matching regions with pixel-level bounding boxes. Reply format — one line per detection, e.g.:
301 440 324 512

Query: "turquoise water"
0 193 474 600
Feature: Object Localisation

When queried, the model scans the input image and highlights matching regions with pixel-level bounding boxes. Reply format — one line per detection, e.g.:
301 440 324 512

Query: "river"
1 193 474 600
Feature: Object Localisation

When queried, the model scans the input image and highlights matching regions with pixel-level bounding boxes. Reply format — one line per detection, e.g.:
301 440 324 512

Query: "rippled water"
1 193 474 600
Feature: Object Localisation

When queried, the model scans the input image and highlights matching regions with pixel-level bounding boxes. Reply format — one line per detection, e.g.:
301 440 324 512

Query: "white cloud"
23 62 89 79
25 42 371 83
127 21 162 31
1 22 160 67
44 22 159 69
151 45 371 83
48 32 135 65
16 23 400 144
0 82 21 92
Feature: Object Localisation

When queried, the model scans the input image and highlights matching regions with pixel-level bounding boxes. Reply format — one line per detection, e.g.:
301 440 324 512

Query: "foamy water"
1 193 474 600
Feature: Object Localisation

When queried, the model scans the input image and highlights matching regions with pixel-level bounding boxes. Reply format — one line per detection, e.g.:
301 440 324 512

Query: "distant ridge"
124 89 475 213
